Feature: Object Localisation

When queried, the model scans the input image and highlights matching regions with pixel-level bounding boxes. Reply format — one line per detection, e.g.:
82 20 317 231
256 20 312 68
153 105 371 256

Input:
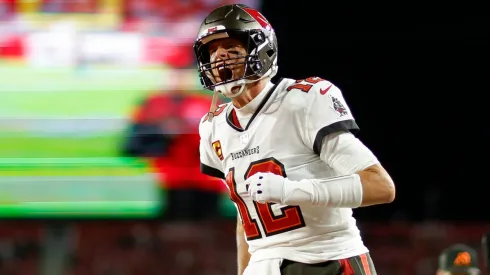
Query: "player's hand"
245 172 285 204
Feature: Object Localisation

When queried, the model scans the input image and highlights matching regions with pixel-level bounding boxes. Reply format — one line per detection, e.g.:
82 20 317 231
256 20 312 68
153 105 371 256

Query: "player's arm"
246 132 395 208
305 82 395 207
356 164 395 206
236 217 251 275
319 130 395 207
246 80 395 207
198 119 225 180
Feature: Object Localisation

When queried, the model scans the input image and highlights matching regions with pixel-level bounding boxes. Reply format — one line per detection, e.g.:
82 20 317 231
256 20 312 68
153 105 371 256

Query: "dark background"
261 2 490 222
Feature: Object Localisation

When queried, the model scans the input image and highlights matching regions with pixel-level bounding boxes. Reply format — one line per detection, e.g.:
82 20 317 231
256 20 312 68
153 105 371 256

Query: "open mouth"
218 66 233 81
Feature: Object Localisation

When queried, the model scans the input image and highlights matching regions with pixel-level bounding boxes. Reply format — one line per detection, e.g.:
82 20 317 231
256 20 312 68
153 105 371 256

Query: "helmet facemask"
194 29 269 98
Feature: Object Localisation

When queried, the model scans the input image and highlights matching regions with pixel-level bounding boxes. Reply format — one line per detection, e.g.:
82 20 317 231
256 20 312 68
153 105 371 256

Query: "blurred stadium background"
0 1 488 275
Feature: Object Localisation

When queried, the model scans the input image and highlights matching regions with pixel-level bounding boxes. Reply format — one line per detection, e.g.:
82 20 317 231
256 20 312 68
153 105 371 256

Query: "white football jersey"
199 77 369 263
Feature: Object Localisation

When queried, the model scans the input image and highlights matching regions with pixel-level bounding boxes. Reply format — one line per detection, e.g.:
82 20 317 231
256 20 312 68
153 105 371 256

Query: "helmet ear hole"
251 62 262 73
266 49 275 58
252 33 265 45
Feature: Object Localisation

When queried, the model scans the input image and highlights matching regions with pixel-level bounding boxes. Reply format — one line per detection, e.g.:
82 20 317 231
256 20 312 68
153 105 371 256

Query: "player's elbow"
381 176 396 203
359 164 396 205
366 177 395 205
377 165 396 203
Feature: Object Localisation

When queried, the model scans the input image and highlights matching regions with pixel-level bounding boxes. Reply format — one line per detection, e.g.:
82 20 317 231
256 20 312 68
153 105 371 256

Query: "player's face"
208 37 247 84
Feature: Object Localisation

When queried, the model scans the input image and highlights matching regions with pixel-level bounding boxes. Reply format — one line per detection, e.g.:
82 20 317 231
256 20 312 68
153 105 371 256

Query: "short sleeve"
199 121 225 180
302 82 360 155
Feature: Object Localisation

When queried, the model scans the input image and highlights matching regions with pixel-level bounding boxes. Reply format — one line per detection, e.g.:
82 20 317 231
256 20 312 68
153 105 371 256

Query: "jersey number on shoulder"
286 76 325 93
226 158 306 241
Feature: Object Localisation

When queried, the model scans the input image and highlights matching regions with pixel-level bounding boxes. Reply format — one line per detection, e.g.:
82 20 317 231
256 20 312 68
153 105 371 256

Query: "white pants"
243 258 283 275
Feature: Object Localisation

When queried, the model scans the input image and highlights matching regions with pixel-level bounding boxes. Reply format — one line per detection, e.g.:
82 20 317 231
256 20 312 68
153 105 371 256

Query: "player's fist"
245 172 285 204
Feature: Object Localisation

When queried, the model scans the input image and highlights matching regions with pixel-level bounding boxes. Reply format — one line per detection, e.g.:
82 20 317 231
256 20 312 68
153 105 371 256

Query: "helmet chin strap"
215 80 247 98
206 80 245 122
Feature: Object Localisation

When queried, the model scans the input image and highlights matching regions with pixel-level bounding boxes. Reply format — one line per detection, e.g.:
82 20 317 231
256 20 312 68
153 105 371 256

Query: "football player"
194 4 396 275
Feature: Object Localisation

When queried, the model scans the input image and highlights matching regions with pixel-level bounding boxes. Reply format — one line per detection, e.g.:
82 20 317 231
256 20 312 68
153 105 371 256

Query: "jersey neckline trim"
225 78 284 132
